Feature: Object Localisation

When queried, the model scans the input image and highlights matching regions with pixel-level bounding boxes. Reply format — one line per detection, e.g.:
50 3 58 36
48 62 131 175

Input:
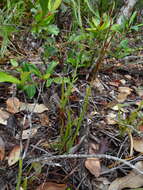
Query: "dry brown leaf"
109 81 120 87
20 103 48 113
118 87 132 94
0 137 5 161
92 78 105 93
117 93 128 103
6 97 48 114
108 161 143 190
8 145 21 166
106 112 117 125
6 97 21 113
120 79 126 85
139 125 143 132
16 128 38 140
117 87 132 103
124 75 132 80
39 113 49 126
85 143 101 177
36 182 67 190
133 138 143 152
0 109 10 125
135 87 143 97
85 158 101 177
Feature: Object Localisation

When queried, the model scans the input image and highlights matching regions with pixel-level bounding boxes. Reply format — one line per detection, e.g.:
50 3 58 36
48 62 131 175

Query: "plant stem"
16 158 23 190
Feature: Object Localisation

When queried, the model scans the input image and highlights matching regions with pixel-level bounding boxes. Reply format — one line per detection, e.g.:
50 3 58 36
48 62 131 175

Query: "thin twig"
28 153 143 174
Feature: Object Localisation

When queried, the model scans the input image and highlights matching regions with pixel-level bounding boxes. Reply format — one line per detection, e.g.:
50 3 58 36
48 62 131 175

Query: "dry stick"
28 153 143 175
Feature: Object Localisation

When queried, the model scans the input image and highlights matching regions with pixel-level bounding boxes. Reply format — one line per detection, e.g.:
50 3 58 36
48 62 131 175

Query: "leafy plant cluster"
1 0 143 189
0 0 142 84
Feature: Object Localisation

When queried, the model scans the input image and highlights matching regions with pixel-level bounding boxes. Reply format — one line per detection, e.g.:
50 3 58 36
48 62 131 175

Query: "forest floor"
0 26 143 190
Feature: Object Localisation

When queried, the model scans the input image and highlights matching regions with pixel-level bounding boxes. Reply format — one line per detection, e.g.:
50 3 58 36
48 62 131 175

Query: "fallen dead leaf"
20 103 48 113
6 97 48 114
16 128 38 140
120 79 126 85
0 137 5 160
36 182 67 190
133 138 143 152
8 145 21 166
93 177 110 190
139 125 143 132
109 81 120 87
106 112 117 125
85 143 101 177
135 87 143 97
85 158 101 177
108 161 143 190
124 75 132 80
0 109 10 125
6 97 21 113
39 113 49 126
117 93 129 103
118 87 132 94
92 78 105 93
117 86 132 103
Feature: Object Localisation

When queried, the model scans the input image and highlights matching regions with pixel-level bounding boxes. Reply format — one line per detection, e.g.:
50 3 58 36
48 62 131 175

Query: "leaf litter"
0 11 143 190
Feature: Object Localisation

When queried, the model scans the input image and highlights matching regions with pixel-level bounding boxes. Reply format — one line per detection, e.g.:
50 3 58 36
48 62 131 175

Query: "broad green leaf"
23 85 36 99
20 72 31 84
10 59 19 67
0 71 20 84
46 61 58 75
99 14 110 30
21 63 41 77
120 39 128 49
39 0 48 16
52 0 62 11
47 24 59 35
0 25 16 37
53 77 70 84
92 17 100 27
46 78 53 87
129 11 137 26
111 24 121 32
69 33 89 42
48 0 62 11
43 73 51 80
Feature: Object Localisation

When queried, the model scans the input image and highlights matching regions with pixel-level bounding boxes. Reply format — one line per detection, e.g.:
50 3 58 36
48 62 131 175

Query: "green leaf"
46 78 53 87
92 17 100 27
46 61 58 75
48 0 62 11
39 0 49 16
120 39 128 49
0 25 16 37
43 73 51 80
23 85 36 99
20 72 31 84
32 162 42 175
0 71 20 84
53 77 70 84
10 59 19 67
129 11 137 26
21 63 42 77
111 24 121 32
69 33 89 42
47 24 59 35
